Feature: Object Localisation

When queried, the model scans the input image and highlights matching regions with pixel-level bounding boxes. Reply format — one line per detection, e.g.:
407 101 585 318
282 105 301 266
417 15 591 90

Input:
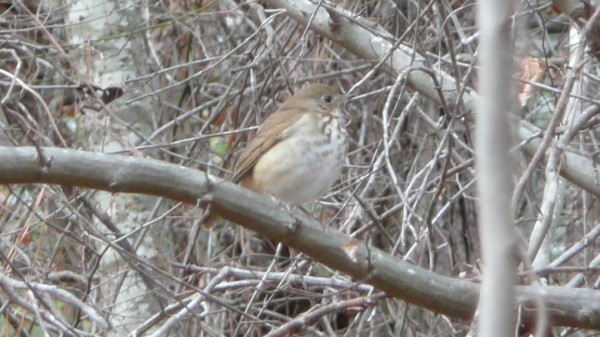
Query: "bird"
204 83 347 226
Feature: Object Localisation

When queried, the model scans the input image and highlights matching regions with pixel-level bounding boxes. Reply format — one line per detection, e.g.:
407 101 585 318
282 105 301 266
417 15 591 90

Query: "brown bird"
205 83 347 226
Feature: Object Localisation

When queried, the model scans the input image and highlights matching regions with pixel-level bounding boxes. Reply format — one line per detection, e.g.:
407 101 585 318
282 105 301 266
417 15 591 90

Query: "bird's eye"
322 95 333 103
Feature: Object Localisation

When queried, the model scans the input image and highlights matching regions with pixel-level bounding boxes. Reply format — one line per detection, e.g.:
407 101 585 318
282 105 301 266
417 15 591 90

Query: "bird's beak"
343 92 356 102
341 92 356 111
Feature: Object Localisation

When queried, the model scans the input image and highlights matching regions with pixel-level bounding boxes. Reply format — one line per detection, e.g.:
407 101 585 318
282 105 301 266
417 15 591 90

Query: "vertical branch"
475 0 518 336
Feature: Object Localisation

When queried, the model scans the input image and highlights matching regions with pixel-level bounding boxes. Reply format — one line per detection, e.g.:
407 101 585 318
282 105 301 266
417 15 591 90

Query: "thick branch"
263 0 467 108
476 0 518 335
0 147 599 329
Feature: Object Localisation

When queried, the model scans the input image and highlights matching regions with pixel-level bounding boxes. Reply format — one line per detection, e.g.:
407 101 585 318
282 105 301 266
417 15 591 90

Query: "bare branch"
0 146 599 329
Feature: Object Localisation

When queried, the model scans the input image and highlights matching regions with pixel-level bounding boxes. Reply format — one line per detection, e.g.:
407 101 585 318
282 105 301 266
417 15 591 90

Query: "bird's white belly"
252 132 344 204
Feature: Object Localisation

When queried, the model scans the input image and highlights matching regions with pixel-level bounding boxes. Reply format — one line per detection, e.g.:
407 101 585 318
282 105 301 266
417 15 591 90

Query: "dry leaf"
518 56 546 107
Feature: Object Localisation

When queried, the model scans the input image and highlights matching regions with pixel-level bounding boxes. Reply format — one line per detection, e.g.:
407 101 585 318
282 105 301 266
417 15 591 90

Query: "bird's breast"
250 112 346 204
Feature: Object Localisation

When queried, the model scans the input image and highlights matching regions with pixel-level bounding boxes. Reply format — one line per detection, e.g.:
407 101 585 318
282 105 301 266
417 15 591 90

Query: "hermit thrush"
204 83 347 226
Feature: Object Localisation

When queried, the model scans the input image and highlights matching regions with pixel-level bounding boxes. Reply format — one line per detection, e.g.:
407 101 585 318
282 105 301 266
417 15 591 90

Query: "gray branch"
0 146 599 329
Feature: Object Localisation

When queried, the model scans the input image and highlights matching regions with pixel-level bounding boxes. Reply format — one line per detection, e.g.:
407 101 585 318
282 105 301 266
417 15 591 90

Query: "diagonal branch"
0 146 599 329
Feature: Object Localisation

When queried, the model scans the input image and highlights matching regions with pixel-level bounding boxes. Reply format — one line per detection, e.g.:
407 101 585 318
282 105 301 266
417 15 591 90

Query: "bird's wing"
231 107 305 183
